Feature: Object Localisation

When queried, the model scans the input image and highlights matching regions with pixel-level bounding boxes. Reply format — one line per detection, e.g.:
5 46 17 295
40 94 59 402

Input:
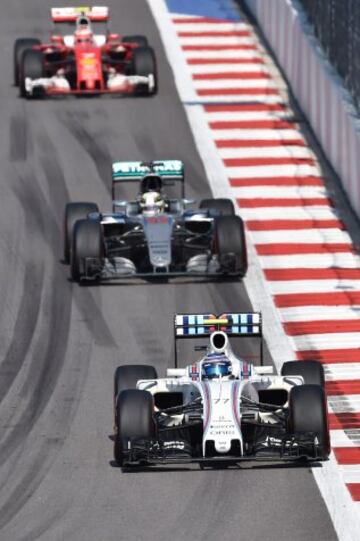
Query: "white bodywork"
137 331 303 456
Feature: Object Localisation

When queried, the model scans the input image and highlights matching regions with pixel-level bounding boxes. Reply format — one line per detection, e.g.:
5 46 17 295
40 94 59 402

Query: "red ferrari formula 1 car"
14 6 157 98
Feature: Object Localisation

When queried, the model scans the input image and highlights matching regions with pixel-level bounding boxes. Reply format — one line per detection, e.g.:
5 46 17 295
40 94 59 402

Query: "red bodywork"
33 33 141 95
75 41 104 91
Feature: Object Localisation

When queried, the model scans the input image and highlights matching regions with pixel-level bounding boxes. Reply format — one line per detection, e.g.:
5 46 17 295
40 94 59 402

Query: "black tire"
114 389 155 466
122 35 148 47
64 202 99 264
288 384 330 460
200 198 235 216
14 38 41 86
131 46 157 95
20 49 45 98
71 219 103 282
114 364 158 405
214 215 247 276
282 360 325 388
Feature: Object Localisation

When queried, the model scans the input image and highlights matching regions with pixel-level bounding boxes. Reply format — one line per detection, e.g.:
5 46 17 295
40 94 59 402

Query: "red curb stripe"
257 243 353 255
206 103 285 112
285 320 360 336
296 349 360 363
248 219 342 231
265 267 356 281
334 448 360 465
182 45 257 51
212 120 295 129
275 292 360 308
188 57 264 65
326 381 360 396
228 156 312 166
347 484 360 501
237 198 331 208
197 88 279 96
178 31 251 37
231 177 323 187
329 413 360 430
216 139 305 148
226 157 314 167
193 72 269 80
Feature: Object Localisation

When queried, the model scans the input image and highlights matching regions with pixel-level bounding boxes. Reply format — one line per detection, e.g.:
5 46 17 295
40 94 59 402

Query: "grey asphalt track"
0 1 337 540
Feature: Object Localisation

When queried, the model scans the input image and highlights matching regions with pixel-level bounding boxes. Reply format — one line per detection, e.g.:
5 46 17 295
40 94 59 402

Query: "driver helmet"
140 191 165 215
75 14 93 44
141 174 163 194
202 353 232 380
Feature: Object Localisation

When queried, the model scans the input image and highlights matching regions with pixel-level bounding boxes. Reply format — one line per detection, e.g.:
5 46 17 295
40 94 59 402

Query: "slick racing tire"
122 35 148 47
288 384 330 460
282 360 325 388
114 365 158 406
64 202 99 264
114 389 155 467
71 219 103 282
214 216 248 277
131 46 157 95
199 198 235 216
14 38 41 86
20 49 45 98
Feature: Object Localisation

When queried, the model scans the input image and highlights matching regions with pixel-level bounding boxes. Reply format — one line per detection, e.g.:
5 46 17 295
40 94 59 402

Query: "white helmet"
140 191 165 215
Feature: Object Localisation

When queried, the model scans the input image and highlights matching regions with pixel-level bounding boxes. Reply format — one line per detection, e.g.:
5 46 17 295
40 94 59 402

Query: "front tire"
131 46 157 95
71 219 103 282
214 216 247 277
14 38 41 86
20 49 45 98
64 202 99 264
114 389 155 467
288 384 330 460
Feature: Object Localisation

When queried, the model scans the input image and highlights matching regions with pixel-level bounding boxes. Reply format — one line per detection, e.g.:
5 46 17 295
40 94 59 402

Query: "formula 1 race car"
14 6 157 98
63 160 248 282
113 313 330 468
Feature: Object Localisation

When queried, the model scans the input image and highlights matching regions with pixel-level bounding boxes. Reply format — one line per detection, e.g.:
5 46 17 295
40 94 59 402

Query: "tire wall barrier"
242 0 360 217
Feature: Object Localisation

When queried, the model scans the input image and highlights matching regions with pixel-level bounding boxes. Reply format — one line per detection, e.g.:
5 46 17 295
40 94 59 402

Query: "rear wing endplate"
51 6 109 22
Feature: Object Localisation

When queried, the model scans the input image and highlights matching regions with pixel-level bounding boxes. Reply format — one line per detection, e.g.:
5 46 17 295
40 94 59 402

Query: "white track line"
218 146 313 158
257 253 360 268
251 228 352 244
280 306 360 323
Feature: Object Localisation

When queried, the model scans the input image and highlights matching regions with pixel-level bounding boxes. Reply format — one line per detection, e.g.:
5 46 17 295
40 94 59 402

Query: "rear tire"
20 49 45 98
288 384 330 460
114 389 155 466
200 198 235 216
14 38 41 86
122 35 148 47
71 219 103 282
131 46 157 95
114 365 158 405
282 360 325 388
214 216 247 276
64 202 99 264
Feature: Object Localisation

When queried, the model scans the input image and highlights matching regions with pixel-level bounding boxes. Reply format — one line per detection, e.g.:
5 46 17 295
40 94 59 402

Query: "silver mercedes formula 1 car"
113 313 330 468
63 160 247 282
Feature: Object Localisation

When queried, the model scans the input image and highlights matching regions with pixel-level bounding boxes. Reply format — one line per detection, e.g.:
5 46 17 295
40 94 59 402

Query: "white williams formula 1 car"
113 313 330 468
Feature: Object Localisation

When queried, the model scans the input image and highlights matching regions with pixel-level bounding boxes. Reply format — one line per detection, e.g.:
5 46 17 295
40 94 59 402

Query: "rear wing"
51 6 109 22
112 160 185 199
174 312 263 367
